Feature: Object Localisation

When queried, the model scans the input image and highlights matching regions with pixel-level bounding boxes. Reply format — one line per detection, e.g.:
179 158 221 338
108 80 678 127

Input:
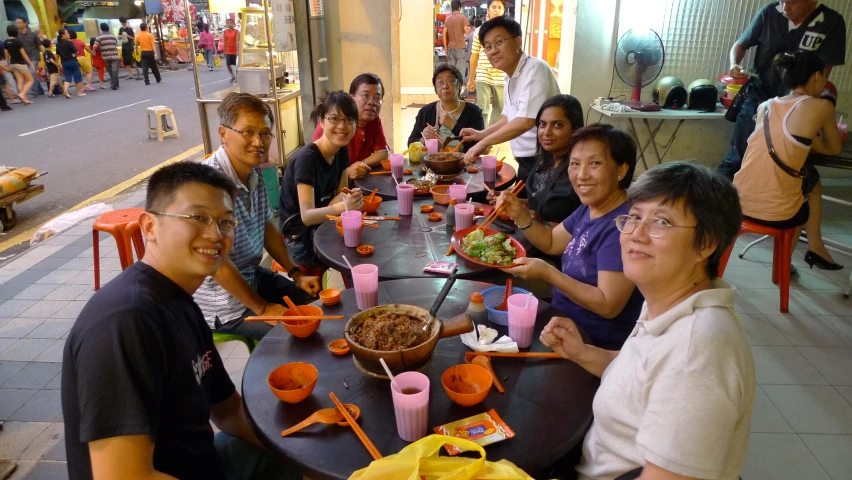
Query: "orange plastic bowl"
328 338 350 356
319 288 340 306
430 185 451 205
496 160 504 172
362 197 382 213
468 167 479 174
356 244 375 256
282 305 323 338
336 220 365 237
404 169 414 175
268 362 318 403
428 213 443 222
381 159 391 171
420 205 435 213
441 364 493 406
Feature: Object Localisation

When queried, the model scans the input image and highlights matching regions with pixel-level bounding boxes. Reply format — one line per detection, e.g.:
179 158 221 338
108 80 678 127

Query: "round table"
354 159 517 201
314 198 532 280
242 279 599 480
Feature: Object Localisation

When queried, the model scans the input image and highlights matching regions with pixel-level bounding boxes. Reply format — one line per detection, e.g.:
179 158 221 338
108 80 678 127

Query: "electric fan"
614 28 665 111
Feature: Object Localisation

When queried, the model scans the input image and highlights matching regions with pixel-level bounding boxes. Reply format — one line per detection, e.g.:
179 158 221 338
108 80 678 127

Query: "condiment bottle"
446 199 457 227
467 292 488 325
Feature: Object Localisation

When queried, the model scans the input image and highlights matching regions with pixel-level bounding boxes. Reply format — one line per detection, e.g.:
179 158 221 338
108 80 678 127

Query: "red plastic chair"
93 208 146 290
718 219 797 313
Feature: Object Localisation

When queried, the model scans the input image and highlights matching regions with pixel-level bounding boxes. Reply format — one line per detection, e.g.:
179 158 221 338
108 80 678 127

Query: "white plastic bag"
30 203 114 246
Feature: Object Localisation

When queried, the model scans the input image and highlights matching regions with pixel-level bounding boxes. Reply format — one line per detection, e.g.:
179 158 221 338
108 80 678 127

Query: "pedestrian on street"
42 39 65 98
223 18 239 83
14 17 45 97
96 22 121 90
68 30 95 92
0 62 11 111
56 28 85 98
442 1 471 76
118 17 140 80
136 24 161 85
4 25 36 104
90 38 106 89
199 25 216 71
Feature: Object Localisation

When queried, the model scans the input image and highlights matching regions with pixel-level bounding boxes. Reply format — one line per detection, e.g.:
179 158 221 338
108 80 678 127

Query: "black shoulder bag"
763 102 808 179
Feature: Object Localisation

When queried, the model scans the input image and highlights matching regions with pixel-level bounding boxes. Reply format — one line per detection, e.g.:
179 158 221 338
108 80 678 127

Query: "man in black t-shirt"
718 0 846 179
61 162 297 480
118 16 141 80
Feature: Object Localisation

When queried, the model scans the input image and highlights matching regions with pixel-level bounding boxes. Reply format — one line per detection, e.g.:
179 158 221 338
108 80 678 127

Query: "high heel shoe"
804 251 844 271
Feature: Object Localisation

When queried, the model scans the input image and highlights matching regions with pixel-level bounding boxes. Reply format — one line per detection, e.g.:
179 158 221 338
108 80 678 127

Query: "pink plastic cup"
481 156 497 183
839 123 848 143
390 371 430 442
340 210 362 248
390 153 405 180
508 293 538 348
352 264 379 310
425 138 439 154
448 184 467 203
396 184 415 216
455 204 474 230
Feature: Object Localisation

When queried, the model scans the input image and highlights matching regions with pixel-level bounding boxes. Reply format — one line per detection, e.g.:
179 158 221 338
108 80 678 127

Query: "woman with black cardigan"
407 64 484 152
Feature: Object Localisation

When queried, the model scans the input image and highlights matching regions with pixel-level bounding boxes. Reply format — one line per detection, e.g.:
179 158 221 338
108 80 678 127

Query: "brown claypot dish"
423 153 465 175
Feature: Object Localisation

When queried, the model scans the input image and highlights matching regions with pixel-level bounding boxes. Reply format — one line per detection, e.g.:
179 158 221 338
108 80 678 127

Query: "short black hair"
567 123 636 190
348 73 385 98
479 15 522 44
68 30 77 39
451 0 462 11
626 161 742 279
432 63 464 89
6 25 19 37
774 50 825 91
42 38 51 48
146 162 237 212
473 18 483 28
310 90 359 126
119 16 127 23
140 24 148 31
218 92 275 128
100 22 109 32
15 17 27 24
533 94 585 174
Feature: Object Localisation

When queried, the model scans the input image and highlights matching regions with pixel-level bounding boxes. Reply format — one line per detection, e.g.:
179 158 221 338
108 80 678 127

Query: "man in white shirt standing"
461 16 560 186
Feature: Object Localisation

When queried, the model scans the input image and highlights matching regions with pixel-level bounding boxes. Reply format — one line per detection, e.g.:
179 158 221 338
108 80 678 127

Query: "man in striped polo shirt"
96 23 121 90
195 93 321 340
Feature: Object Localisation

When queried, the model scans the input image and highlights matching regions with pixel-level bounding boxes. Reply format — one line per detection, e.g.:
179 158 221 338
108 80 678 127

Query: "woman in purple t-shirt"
497 124 644 349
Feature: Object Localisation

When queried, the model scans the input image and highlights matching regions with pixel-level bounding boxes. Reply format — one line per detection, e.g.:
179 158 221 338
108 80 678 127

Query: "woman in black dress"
407 64 484 152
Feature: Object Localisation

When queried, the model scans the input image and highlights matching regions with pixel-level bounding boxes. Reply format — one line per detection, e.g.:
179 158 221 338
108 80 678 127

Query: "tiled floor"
1 144 851 478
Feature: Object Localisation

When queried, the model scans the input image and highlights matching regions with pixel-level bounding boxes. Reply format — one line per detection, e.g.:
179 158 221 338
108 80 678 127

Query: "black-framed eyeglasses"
223 125 274 143
615 214 696 238
324 115 358 126
149 211 239 232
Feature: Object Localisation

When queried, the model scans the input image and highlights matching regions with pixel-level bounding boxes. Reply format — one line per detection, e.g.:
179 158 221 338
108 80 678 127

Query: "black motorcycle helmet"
653 76 687 109
687 79 718 112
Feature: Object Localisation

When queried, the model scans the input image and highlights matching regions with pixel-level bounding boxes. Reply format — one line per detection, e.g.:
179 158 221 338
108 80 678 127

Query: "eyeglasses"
356 93 384 105
149 211 239 232
435 79 458 88
223 125 274 143
483 36 514 54
324 115 357 126
615 214 696 238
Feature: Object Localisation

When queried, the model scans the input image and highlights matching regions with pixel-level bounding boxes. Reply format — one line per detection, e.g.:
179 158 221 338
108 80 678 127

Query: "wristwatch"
287 267 302 278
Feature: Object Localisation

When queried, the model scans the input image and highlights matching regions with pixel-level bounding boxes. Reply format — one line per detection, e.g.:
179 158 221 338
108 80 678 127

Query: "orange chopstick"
479 181 524 231
369 171 392 175
245 315 345 322
367 188 378 202
282 295 303 315
329 392 382 460
446 243 454 256
464 351 561 360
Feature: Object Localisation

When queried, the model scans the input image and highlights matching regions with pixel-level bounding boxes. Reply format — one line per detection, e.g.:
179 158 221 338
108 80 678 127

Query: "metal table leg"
626 118 649 170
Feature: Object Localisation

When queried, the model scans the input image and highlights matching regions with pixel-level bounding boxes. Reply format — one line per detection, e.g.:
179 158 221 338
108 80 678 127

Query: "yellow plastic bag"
133 49 141 63
349 434 532 480
196 52 205 63
213 55 222 67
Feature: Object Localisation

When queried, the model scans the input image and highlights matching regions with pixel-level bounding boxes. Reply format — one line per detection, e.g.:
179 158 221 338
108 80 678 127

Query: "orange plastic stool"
718 219 797 313
93 208 146 290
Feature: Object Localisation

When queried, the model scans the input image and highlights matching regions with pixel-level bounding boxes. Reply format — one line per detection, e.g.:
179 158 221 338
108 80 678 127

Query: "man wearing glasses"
196 92 321 341
312 73 390 179
62 162 297 479
461 16 560 187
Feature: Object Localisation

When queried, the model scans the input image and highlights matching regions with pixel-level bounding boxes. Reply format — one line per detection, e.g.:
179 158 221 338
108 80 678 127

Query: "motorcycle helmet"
687 79 718 112
653 76 687 109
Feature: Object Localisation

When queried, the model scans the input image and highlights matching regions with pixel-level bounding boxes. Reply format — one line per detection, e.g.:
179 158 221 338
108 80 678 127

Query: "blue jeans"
717 90 759 180
214 432 300 480
29 73 44 95
205 49 215 67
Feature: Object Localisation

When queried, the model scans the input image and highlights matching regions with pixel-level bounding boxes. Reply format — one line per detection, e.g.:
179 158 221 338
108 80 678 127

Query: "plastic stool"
718 220 796 313
146 105 180 142
93 208 146 291
212 332 257 354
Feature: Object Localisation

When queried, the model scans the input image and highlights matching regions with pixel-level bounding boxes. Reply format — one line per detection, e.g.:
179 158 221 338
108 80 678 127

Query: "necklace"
440 99 462 116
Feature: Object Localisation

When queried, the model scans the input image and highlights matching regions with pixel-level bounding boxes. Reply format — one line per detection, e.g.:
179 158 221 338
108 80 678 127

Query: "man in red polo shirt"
223 18 239 83
312 73 389 179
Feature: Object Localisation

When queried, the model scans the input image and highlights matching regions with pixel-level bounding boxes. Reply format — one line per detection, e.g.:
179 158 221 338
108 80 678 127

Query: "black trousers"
140 51 161 84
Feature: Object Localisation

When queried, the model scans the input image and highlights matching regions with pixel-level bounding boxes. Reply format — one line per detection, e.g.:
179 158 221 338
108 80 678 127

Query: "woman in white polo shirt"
541 162 755 480
460 16 560 186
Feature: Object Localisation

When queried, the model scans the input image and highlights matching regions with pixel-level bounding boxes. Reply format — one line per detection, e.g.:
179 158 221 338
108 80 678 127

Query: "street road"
0 66 233 249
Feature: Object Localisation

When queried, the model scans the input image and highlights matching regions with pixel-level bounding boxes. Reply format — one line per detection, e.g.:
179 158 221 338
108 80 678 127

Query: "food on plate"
406 177 436 193
460 230 517 266
351 312 431 351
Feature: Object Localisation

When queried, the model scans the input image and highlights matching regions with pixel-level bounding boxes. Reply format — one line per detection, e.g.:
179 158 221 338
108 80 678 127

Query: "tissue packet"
423 260 457 275
433 409 515 455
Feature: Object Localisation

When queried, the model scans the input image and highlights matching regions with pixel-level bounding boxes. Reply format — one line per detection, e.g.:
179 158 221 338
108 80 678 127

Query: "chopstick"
245 315 346 322
464 351 561 360
329 392 382 460
482 184 494 195
479 180 525 231
365 216 401 221
367 188 378 202
369 171 392 175
325 215 380 228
